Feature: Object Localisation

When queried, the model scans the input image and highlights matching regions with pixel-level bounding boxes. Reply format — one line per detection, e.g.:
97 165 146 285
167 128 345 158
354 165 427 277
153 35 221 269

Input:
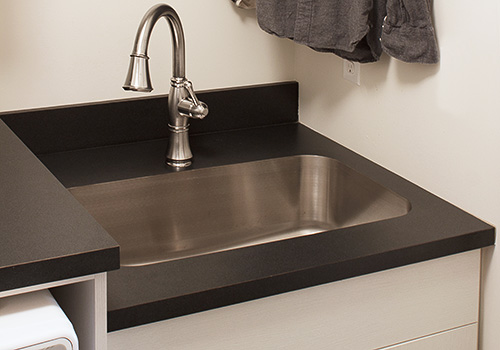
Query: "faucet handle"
178 80 209 119
183 80 201 105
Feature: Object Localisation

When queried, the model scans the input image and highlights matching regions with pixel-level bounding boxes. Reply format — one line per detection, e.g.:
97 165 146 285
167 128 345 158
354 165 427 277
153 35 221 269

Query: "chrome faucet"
123 4 208 168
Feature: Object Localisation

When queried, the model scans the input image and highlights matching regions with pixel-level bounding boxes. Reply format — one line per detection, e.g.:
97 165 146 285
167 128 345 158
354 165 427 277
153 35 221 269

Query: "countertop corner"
0 120 120 292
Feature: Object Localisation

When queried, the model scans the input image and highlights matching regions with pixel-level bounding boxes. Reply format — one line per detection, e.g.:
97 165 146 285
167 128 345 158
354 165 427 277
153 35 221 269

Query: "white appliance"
0 289 78 350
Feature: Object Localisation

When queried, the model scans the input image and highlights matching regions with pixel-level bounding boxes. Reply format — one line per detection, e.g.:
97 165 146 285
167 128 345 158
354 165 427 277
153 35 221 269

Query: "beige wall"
2 0 499 348
296 1 500 349
0 0 294 112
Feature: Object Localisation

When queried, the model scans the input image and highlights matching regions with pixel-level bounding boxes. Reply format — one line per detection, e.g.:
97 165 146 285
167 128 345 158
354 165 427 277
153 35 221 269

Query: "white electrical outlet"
343 59 361 86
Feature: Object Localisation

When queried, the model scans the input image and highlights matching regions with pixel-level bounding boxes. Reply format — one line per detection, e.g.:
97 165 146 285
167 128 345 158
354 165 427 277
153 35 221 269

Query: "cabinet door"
379 324 478 350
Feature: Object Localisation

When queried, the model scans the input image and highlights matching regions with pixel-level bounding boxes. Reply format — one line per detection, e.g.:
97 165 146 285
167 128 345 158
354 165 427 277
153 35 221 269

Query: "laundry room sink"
69 155 411 267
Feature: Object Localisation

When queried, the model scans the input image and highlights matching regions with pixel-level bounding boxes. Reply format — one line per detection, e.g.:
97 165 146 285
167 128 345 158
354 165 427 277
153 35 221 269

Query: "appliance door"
0 290 78 350
20 338 73 350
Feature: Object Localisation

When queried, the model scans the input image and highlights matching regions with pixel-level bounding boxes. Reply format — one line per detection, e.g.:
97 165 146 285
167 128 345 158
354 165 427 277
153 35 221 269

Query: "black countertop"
1 82 494 331
0 121 119 292
38 123 495 331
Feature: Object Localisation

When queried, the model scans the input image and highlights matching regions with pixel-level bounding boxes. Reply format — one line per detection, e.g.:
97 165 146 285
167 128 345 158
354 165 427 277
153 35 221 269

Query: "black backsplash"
1 82 298 155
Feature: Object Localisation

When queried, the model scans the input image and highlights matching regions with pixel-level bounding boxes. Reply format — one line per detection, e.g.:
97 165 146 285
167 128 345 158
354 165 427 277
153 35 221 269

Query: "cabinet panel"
108 250 480 350
379 323 478 350
51 273 107 350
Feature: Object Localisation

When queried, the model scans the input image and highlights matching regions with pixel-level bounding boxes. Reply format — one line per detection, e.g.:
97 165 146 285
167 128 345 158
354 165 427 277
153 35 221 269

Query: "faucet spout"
123 4 208 168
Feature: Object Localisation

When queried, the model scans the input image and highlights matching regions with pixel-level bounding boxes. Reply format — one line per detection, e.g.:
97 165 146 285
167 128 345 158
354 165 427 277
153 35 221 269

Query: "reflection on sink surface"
69 155 410 267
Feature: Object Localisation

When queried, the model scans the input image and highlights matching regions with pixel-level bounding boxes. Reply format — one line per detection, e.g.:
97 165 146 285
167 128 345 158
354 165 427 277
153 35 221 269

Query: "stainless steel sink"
69 155 410 266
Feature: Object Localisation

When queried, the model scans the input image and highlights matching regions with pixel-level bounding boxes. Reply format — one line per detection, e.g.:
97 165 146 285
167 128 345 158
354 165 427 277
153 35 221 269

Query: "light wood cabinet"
109 249 480 350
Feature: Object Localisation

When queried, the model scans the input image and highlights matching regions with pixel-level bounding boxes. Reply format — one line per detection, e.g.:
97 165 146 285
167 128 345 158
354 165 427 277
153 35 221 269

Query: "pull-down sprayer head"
123 54 153 92
122 3 186 91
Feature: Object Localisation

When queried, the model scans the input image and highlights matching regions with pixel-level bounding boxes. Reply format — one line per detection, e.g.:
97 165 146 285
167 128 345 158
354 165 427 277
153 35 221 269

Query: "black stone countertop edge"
0 249 120 292
108 230 492 331
0 121 120 293
37 123 495 332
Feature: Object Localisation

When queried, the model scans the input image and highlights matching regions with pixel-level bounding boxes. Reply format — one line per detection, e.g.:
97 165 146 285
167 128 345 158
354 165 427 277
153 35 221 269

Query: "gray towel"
256 0 439 63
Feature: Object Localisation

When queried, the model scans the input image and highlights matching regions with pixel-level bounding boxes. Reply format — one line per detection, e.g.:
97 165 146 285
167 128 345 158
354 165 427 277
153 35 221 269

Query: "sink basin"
69 155 410 266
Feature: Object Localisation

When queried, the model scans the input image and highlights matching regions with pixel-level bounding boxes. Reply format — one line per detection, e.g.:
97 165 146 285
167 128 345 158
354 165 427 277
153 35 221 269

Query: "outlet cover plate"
343 60 361 86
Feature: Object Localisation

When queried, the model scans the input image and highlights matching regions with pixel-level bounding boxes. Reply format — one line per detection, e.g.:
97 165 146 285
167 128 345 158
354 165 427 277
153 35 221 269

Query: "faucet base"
165 124 193 168
166 159 192 168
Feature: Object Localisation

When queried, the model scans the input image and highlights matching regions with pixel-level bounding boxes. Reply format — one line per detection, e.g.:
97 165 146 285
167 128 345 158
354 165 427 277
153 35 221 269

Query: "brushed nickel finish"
123 4 208 168
69 156 410 267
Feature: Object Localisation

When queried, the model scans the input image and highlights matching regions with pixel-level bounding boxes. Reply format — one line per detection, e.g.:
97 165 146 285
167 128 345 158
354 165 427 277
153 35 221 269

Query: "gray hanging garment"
232 0 256 9
256 0 439 63
381 0 439 63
